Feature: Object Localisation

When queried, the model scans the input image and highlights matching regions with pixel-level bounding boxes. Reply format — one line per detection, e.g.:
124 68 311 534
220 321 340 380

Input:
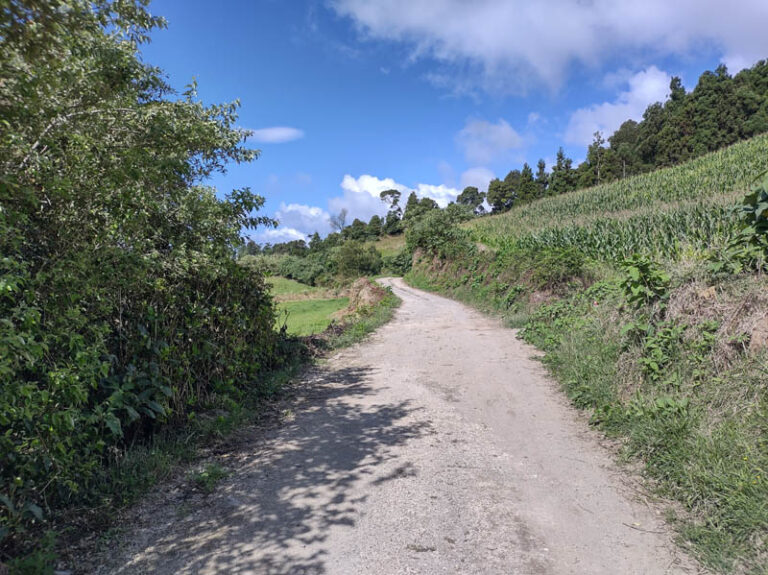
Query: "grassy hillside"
267 276 338 301
467 133 768 260
371 234 406 258
407 134 768 574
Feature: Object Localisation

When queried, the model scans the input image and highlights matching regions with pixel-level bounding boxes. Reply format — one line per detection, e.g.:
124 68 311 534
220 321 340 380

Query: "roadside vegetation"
0 3 398 572
239 82 768 569
403 139 768 573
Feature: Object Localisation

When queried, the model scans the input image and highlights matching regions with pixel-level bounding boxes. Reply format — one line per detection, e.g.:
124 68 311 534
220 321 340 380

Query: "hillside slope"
406 134 768 574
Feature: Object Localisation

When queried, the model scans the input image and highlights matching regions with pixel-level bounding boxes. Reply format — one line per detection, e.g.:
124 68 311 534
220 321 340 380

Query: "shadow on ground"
105 365 430 575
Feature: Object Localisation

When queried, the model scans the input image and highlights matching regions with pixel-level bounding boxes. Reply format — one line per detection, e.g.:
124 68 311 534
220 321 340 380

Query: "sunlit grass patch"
276 298 349 336
266 276 336 302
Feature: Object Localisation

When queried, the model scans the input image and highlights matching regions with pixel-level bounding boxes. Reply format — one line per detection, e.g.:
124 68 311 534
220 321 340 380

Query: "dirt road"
94 278 700 574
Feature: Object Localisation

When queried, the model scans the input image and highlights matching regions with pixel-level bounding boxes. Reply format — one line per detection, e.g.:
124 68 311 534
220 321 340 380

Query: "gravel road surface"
94 278 701 575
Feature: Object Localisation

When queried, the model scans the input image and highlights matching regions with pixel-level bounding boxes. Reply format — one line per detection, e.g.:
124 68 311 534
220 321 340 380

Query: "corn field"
468 134 768 260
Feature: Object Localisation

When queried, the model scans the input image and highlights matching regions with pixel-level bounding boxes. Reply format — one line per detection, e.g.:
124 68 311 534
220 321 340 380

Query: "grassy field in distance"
268 276 349 335
371 234 405 258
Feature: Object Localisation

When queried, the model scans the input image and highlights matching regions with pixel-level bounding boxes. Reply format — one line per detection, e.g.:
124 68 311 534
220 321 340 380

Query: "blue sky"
140 0 768 243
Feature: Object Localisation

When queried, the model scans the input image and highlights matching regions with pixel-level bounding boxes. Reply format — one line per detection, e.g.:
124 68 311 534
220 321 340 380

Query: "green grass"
276 298 349 336
268 275 350 335
188 463 230 494
370 234 406 258
267 276 336 301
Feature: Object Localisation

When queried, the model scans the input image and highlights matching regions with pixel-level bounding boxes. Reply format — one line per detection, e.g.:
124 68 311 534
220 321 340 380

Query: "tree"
342 218 369 241
535 159 548 197
367 214 383 238
379 189 402 210
383 210 404 235
518 163 537 203
0 0 282 553
333 241 383 277
379 188 403 235
309 232 323 251
609 120 640 178
549 148 576 195
456 186 485 213
487 173 518 213
589 131 606 185
329 208 348 232
404 191 420 217
401 192 438 225
241 240 261 256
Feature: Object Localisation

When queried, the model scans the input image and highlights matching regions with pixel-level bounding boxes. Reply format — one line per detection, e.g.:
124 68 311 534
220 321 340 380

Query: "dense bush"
332 241 383 278
1 0 283 555
406 209 474 259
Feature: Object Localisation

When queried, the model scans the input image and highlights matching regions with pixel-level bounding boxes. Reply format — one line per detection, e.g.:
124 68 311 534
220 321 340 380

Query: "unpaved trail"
93 278 702 575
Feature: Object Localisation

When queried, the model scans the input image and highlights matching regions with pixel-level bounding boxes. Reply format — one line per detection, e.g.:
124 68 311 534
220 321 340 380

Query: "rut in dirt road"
95 278 701 575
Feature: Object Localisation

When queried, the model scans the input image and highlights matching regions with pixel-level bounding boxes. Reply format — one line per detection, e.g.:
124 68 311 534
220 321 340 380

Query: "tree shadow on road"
104 365 431 575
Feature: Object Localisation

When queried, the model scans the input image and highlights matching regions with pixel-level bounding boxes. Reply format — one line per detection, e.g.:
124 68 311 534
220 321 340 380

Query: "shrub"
383 249 413 275
332 241 383 278
619 255 670 307
0 1 284 557
406 209 474 259
710 172 768 274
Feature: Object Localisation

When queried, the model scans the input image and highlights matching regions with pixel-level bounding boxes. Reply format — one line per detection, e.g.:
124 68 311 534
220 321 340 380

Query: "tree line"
474 60 768 214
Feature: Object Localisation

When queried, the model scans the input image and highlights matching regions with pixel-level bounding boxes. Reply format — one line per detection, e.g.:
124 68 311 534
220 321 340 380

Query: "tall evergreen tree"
549 148 576 195
518 163 537 203
535 159 548 197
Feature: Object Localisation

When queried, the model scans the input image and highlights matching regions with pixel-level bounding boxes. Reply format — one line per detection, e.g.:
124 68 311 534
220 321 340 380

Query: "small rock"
697 286 717 300
749 315 768 352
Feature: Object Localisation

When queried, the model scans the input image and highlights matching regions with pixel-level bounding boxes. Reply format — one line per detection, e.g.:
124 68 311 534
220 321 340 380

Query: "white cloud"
413 183 460 207
249 126 305 143
459 167 495 194
339 174 407 198
328 174 407 223
251 227 308 244
456 118 523 164
261 174 463 242
564 66 671 146
332 174 460 215
274 202 331 236
330 0 768 92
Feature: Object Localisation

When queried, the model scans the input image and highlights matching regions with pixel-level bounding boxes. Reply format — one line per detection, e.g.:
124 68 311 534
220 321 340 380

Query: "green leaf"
104 413 123 437
0 494 15 514
23 502 44 521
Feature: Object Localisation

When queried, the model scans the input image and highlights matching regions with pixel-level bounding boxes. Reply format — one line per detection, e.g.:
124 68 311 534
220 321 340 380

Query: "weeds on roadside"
188 464 230 494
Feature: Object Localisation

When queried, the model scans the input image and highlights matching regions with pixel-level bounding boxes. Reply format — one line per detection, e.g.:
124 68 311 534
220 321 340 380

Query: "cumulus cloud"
413 183 460 207
459 167 495 194
251 227 309 244
275 202 331 236
330 0 768 92
564 66 671 146
261 174 462 242
456 118 523 165
249 126 305 143
334 174 460 211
